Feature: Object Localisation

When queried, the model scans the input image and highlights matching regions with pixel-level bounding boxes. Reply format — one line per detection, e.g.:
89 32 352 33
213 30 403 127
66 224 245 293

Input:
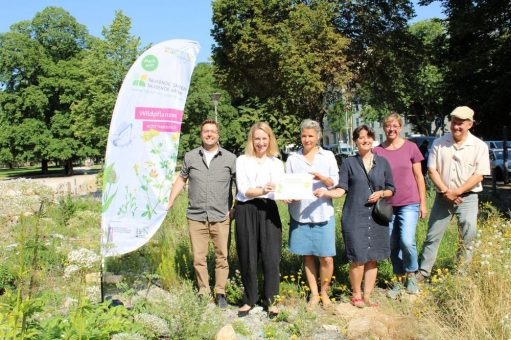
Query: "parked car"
408 136 437 175
489 148 511 181
408 135 437 159
485 140 511 151
408 136 437 152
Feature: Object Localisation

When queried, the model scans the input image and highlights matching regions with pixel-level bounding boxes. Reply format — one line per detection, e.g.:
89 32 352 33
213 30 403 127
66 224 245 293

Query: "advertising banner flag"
101 40 199 257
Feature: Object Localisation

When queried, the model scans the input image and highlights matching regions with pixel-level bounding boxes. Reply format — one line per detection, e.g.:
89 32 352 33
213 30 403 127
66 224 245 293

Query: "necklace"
363 153 373 171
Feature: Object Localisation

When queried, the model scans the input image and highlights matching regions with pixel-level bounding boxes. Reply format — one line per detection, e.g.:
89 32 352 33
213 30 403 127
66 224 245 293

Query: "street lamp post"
210 93 221 123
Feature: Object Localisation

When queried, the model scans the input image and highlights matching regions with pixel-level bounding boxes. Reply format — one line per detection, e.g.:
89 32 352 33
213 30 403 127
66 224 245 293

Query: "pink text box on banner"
142 121 182 133
135 107 183 121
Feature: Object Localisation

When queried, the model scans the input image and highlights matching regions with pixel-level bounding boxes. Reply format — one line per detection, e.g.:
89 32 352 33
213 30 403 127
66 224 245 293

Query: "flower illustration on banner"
129 131 181 220
142 129 160 142
118 186 138 217
149 169 158 178
102 163 118 213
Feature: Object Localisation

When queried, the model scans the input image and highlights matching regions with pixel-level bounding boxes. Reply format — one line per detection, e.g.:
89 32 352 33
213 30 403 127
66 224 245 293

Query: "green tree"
180 63 232 154
407 19 447 135
0 7 87 172
70 11 142 163
420 0 511 137
212 0 352 125
335 0 419 121
0 8 141 173
181 63 301 157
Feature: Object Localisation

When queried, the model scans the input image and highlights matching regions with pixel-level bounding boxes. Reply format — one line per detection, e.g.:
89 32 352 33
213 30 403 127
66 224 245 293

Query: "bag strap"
358 155 375 193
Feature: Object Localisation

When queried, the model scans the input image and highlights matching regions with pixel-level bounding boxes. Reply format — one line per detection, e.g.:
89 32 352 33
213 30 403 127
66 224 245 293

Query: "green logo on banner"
141 55 158 71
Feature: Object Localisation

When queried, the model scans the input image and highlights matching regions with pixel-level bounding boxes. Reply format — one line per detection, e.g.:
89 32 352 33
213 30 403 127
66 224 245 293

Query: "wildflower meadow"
0 178 509 339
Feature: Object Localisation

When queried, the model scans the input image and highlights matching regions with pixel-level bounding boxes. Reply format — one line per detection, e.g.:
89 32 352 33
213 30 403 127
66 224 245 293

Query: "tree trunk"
63 160 74 176
41 160 48 174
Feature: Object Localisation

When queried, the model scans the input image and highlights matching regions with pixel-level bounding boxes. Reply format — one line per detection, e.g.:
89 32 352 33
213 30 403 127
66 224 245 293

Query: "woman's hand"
367 190 384 203
310 171 323 181
313 188 327 198
310 171 333 187
419 203 428 219
262 182 275 194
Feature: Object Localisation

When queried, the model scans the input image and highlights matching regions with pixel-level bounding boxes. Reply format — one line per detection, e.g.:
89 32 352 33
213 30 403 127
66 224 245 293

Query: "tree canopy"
212 0 352 125
0 8 141 173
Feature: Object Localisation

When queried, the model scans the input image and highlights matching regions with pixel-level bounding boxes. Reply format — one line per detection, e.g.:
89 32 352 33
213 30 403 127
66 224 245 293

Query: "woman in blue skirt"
285 119 339 309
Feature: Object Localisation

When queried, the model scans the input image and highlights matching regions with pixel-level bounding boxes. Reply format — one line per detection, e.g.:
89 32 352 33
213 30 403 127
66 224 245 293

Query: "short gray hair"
300 119 322 139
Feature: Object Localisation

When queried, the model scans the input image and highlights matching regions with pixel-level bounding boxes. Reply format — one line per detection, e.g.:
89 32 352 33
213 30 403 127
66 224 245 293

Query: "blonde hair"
244 122 280 157
383 112 403 127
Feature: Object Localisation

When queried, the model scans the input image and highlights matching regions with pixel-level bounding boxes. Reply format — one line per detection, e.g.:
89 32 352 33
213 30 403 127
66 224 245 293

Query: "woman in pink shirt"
373 113 427 298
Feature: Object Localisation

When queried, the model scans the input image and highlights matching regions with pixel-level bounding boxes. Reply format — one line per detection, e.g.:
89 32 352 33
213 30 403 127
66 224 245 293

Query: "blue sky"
0 0 444 63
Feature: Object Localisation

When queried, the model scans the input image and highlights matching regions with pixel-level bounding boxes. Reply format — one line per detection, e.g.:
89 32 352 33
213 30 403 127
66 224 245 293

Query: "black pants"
235 198 282 306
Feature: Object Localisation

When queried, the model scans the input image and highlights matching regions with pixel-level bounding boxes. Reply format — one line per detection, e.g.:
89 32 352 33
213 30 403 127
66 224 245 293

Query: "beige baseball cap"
450 106 474 121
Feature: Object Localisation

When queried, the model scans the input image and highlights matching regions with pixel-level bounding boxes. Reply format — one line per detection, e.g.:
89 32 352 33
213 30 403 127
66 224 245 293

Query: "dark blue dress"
338 154 395 263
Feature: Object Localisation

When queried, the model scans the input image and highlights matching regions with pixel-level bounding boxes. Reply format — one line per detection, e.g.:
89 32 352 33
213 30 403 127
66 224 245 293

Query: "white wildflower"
50 233 65 240
0 179 54 219
86 285 101 303
134 313 170 336
6 243 18 250
67 248 100 269
64 265 80 278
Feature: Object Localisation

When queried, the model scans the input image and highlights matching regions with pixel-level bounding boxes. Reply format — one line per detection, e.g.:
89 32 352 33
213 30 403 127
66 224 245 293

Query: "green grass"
0 165 64 178
0 164 102 179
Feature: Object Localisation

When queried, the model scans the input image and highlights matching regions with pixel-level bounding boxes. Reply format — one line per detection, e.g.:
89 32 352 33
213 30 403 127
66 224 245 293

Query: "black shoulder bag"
360 158 393 224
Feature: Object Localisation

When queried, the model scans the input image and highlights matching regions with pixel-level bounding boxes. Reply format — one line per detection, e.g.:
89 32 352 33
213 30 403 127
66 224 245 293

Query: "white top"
428 132 490 193
236 155 285 202
203 148 217 167
286 147 339 223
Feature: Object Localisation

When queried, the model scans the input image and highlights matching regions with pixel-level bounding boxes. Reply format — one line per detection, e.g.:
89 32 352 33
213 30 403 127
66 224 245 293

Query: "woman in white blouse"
235 122 284 318
286 119 339 310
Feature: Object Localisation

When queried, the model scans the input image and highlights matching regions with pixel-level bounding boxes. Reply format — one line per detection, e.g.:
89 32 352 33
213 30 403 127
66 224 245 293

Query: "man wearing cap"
417 106 490 281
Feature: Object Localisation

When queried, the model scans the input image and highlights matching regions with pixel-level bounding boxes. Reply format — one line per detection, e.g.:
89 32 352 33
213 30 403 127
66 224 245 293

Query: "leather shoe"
216 294 228 309
238 304 254 317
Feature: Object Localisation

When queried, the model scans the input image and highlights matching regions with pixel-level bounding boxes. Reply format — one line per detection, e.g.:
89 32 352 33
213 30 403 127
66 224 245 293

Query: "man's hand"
443 189 463 205
166 200 174 211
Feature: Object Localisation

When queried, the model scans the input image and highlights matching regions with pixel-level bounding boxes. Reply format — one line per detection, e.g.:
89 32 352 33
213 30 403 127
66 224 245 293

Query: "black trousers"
235 198 282 306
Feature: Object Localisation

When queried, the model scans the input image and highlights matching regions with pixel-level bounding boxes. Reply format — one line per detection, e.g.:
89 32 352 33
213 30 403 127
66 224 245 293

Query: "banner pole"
100 257 105 303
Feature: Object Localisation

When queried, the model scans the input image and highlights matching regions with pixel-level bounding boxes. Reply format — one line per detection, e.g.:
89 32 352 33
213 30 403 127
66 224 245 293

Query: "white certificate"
274 173 315 200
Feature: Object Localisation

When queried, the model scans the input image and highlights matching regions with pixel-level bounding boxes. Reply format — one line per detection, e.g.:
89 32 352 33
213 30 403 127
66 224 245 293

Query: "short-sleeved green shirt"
180 146 236 222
